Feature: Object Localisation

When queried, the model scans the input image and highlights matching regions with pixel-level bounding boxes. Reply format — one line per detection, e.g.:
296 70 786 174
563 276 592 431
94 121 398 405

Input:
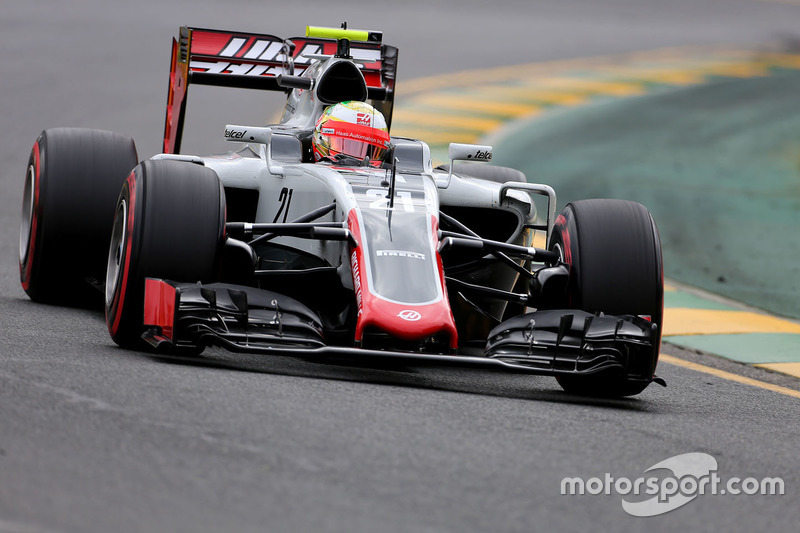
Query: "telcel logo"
397 310 422 321
471 150 492 161
225 128 247 139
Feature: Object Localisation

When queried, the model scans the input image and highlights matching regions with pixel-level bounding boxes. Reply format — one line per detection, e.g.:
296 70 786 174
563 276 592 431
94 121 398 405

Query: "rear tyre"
19 128 138 305
105 160 226 349
549 199 663 397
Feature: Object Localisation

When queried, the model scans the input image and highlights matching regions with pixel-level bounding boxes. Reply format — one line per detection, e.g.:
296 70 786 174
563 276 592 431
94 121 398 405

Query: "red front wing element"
142 278 178 342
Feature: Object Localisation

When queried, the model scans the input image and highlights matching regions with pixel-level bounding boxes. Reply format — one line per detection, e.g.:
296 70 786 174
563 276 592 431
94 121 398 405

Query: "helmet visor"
321 121 390 161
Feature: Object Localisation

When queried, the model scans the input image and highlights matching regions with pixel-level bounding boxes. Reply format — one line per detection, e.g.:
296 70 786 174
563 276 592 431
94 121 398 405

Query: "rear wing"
163 26 398 154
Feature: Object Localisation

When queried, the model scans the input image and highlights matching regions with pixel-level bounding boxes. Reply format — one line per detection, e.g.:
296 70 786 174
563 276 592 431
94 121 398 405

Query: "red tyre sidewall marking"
554 212 574 307
107 171 137 337
20 141 41 290
553 213 572 265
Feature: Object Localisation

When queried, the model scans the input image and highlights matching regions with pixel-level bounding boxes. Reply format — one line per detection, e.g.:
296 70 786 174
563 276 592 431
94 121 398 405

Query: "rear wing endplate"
163 26 398 154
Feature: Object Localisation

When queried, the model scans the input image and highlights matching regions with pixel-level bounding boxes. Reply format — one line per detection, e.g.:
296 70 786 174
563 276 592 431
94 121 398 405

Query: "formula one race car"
19 24 665 397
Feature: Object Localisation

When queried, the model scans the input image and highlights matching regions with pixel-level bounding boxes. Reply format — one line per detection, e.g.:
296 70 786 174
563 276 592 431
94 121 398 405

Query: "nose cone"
347 208 458 350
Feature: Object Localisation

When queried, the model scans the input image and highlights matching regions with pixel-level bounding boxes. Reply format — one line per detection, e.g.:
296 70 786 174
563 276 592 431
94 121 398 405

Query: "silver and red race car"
19 24 664 397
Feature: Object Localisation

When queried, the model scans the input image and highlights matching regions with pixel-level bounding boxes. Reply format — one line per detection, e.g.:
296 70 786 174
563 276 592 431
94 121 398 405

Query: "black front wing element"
486 310 660 379
143 279 661 382
142 279 326 351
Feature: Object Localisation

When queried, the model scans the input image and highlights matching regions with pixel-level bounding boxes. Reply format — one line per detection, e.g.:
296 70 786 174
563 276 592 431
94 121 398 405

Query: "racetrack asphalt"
3 1 800 532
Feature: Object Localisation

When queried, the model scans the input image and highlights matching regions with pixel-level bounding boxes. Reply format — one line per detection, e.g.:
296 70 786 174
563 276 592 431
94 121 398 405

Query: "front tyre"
105 160 226 348
549 199 663 397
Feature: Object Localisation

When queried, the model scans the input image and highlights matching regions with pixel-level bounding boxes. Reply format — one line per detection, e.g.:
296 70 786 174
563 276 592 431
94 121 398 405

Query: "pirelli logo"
376 250 426 260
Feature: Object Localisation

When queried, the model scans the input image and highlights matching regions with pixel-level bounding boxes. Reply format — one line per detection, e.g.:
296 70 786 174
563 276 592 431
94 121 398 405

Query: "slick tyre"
549 199 663 397
105 160 226 349
19 128 138 305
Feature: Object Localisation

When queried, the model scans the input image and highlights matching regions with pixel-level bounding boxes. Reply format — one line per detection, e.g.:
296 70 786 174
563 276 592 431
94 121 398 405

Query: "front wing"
142 279 660 382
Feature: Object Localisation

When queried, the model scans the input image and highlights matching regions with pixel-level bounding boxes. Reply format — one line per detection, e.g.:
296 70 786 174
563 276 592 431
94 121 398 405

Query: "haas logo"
397 310 422 321
356 112 371 126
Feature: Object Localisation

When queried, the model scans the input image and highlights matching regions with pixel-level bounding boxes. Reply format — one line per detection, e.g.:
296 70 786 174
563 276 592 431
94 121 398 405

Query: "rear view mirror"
224 125 272 145
439 143 493 188
448 143 493 163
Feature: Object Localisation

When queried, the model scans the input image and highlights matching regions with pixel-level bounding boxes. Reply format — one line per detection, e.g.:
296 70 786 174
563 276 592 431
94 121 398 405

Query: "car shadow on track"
147 348 659 411
6 298 663 410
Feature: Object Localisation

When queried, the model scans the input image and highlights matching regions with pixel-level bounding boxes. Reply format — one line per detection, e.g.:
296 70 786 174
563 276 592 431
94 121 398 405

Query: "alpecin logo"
397 310 422 321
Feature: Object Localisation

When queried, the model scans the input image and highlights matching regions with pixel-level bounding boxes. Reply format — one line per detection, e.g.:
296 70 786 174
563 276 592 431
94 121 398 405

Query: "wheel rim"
105 199 127 308
19 165 35 263
553 242 564 263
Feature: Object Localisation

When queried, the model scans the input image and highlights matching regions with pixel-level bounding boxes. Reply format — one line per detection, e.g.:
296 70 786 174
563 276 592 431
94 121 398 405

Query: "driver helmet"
313 101 390 164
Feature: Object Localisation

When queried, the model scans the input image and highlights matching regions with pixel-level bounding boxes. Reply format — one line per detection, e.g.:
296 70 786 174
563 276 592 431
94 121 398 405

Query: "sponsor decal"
560 452 785 517
376 250 426 260
242 40 288 61
190 60 292 77
293 43 324 65
329 128 388 146
224 128 247 139
356 112 371 126
351 250 363 311
203 35 299 65
321 127 335 135
397 310 422 321
468 149 492 161
220 37 248 57
188 32 382 76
